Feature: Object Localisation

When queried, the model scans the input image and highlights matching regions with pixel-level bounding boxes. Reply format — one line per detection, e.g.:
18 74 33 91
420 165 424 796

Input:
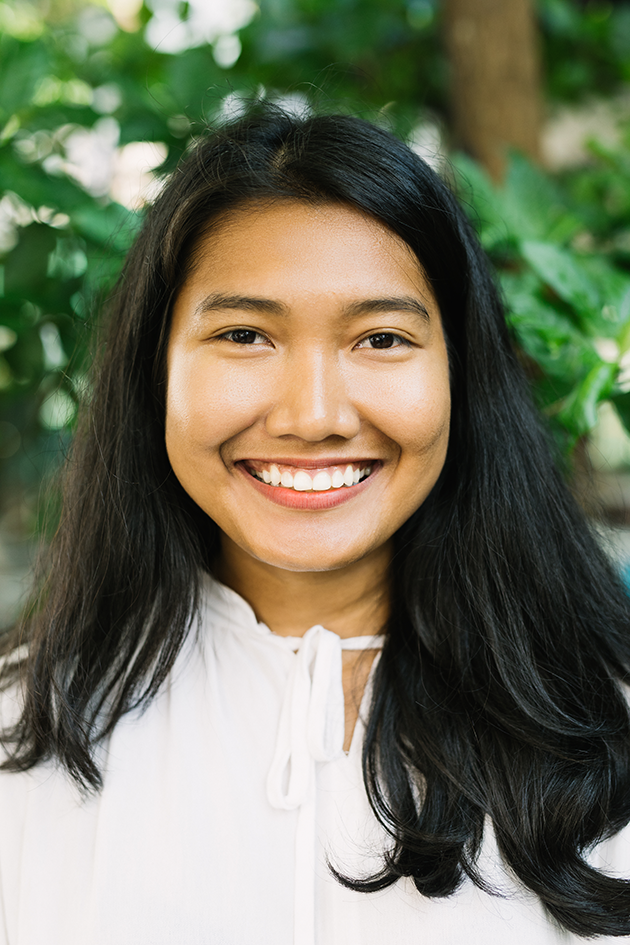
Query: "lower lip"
236 463 380 510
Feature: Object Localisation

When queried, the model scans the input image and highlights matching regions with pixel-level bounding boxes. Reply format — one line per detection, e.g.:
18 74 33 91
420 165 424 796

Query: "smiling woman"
166 201 450 574
0 107 630 945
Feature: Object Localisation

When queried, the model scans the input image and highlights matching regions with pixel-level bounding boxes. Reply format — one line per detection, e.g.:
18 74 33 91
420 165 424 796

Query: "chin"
249 538 373 574
255 551 362 574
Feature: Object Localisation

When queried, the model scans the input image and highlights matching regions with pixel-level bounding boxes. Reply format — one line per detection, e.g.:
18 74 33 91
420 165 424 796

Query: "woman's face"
166 200 451 573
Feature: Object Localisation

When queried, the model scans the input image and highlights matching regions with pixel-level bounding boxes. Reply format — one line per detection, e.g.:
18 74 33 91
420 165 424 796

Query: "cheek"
366 363 451 460
165 355 268 454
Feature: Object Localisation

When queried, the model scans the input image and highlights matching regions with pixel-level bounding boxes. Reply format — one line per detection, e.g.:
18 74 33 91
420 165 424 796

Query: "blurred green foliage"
540 0 630 100
2 0 630 530
454 147 630 452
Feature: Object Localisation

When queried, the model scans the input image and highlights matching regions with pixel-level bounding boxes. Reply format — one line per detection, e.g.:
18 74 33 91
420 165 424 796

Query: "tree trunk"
442 0 543 181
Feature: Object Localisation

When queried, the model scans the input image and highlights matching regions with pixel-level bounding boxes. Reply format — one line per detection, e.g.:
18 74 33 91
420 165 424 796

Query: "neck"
216 536 391 638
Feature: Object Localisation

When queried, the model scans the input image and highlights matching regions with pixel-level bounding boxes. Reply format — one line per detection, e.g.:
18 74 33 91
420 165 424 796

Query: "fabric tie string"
267 625 344 810
266 625 384 945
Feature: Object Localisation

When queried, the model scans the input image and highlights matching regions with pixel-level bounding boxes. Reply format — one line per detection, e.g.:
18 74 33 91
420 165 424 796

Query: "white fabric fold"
0 577 623 944
266 625 384 945
266 627 384 811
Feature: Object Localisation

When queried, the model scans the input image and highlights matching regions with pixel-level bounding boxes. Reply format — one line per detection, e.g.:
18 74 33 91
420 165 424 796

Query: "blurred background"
2 0 630 624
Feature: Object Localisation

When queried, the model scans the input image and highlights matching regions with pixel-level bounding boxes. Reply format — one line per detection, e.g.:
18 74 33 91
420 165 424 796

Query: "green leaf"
502 269 598 379
520 241 600 320
502 154 580 244
3 223 56 297
557 361 617 437
0 36 52 118
71 202 140 252
452 153 581 253
0 152 88 214
611 392 630 437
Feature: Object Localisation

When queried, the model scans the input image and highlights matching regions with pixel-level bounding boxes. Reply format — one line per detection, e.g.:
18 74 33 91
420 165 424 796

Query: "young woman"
1 107 629 944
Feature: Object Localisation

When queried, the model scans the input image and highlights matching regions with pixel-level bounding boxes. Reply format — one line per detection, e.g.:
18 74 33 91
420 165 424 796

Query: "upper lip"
237 457 379 468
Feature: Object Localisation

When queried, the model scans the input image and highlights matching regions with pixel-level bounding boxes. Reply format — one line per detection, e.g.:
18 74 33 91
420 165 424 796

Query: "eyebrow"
194 293 430 321
343 297 430 321
195 293 286 317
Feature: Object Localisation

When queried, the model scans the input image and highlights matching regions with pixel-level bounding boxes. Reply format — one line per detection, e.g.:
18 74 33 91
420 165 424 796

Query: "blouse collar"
201 571 384 652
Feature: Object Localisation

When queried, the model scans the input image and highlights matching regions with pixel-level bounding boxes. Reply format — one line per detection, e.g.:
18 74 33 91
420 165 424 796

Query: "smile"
243 461 374 493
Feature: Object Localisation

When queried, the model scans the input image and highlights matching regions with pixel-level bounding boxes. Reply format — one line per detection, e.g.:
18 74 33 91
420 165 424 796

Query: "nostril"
264 396 361 441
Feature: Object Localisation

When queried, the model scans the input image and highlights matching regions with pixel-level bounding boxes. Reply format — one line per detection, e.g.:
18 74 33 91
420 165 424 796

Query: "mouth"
241 460 376 493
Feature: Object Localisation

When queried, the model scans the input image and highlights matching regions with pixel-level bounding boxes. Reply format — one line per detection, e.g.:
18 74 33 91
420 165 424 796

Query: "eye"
356 332 410 349
220 329 268 345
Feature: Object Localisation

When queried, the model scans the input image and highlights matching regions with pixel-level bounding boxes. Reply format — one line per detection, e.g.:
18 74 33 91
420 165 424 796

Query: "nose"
264 348 361 441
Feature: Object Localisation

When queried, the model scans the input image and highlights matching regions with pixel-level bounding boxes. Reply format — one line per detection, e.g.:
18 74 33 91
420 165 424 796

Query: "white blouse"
0 576 628 944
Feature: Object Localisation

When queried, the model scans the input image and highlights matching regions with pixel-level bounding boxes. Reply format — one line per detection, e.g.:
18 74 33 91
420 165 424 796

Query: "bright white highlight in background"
110 141 168 208
144 0 257 59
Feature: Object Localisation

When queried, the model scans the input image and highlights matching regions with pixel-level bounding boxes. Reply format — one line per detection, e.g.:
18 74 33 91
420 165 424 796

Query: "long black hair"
2 106 630 937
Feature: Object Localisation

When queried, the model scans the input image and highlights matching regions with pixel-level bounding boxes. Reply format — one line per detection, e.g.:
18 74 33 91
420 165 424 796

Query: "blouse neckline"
201 572 386 651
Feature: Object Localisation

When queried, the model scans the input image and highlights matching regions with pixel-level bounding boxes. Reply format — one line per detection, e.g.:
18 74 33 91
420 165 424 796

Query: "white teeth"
312 471 332 491
253 463 374 491
331 470 345 489
293 470 313 491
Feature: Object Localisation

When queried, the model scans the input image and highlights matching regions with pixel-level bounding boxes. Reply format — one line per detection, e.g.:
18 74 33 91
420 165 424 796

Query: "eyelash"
355 333 411 349
220 329 268 345
218 330 411 349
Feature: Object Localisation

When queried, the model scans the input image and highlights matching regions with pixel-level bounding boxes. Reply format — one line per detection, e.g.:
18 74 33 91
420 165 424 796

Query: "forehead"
183 199 434 304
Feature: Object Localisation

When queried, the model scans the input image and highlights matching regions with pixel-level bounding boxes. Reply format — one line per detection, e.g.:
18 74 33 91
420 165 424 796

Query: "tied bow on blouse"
266 624 384 945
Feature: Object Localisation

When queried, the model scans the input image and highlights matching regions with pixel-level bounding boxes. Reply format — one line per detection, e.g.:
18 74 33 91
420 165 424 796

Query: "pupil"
233 330 256 344
371 333 394 348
